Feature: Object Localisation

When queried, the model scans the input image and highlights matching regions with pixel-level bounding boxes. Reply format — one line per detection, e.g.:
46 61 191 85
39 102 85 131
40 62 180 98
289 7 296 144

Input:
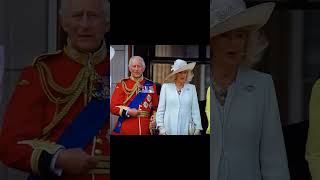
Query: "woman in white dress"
156 59 202 135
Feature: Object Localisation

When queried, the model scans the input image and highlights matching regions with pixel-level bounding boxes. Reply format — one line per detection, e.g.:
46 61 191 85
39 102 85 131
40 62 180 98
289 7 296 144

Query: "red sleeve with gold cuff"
0 66 63 176
110 81 130 118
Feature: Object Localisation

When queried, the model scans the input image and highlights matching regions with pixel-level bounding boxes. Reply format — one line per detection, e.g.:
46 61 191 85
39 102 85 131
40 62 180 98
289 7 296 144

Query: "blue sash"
57 97 109 148
27 52 110 179
113 80 153 133
27 97 109 180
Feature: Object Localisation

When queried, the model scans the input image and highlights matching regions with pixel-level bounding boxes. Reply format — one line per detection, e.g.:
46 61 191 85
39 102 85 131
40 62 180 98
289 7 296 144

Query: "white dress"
156 83 202 135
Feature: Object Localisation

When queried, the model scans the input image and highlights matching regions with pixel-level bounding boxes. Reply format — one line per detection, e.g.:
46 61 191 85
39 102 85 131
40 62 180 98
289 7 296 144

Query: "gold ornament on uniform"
143 101 149 108
91 72 110 100
35 60 98 139
88 155 110 175
18 139 64 175
147 94 151 102
18 79 30 86
121 77 143 105
32 41 108 139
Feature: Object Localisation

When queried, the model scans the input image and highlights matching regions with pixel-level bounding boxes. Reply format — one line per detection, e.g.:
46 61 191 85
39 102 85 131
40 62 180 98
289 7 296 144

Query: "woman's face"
211 29 249 66
175 71 188 84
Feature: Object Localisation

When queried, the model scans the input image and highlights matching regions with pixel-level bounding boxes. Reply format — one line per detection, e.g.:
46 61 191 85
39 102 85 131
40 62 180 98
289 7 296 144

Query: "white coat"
156 83 202 135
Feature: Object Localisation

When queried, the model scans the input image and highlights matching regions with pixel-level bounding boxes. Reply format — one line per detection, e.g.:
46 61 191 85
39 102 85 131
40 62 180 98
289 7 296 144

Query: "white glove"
158 126 167 135
193 129 201 135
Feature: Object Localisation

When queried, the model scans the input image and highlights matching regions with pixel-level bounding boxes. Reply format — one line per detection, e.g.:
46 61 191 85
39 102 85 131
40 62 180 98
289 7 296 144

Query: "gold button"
95 149 103 155
96 138 103 144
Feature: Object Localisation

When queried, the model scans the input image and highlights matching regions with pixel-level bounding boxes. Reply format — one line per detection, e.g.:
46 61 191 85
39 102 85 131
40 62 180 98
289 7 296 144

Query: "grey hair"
129 56 146 68
59 0 110 24
244 30 269 66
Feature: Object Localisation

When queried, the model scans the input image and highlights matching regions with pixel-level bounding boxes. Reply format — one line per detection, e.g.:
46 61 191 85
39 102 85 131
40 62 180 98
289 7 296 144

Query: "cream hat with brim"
164 59 196 83
210 0 275 38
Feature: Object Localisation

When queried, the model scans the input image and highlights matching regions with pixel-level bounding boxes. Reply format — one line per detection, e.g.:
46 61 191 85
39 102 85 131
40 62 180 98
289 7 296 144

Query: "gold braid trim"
18 139 64 175
32 50 62 66
35 61 94 138
116 105 128 116
95 155 110 161
88 155 110 174
88 169 110 175
122 80 140 105
96 161 110 169
30 148 42 175
37 62 85 96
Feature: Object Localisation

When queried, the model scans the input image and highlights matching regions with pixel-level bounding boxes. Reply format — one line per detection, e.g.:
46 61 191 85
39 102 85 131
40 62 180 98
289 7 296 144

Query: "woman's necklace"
212 61 237 106
177 88 182 95
176 84 183 95
213 82 228 106
213 74 234 106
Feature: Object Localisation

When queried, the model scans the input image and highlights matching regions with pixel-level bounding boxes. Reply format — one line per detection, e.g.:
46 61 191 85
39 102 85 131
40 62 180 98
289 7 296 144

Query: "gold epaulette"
32 50 63 66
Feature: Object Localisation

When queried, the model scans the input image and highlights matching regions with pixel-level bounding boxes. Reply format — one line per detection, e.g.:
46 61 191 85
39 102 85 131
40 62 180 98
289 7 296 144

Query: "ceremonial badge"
245 85 255 92
147 94 152 102
143 101 149 108
92 73 110 100
141 85 154 93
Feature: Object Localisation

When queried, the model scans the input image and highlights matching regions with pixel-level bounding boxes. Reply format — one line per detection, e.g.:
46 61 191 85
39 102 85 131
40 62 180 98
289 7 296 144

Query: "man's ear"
60 15 69 32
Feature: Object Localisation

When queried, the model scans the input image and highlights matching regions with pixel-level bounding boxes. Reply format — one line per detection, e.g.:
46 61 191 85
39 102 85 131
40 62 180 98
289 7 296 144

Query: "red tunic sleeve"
0 66 46 172
110 82 127 117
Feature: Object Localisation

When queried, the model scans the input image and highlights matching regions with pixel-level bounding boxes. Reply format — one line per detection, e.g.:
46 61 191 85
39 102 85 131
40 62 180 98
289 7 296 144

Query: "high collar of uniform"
63 39 107 66
130 75 144 83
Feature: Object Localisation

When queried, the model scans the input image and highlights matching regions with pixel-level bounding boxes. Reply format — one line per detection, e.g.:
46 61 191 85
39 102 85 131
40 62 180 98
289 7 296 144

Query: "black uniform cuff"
38 150 56 179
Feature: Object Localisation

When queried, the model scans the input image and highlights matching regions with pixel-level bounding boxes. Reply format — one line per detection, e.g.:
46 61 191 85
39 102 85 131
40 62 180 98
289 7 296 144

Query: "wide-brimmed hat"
210 0 275 38
164 59 196 83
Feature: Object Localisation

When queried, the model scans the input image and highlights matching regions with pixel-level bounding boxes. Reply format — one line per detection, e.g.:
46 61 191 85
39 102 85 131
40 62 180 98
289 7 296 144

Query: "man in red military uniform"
111 56 159 135
0 0 110 179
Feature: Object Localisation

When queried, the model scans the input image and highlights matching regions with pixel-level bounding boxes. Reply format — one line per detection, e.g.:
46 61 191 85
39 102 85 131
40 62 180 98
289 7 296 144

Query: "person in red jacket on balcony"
111 56 159 135
0 0 110 179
